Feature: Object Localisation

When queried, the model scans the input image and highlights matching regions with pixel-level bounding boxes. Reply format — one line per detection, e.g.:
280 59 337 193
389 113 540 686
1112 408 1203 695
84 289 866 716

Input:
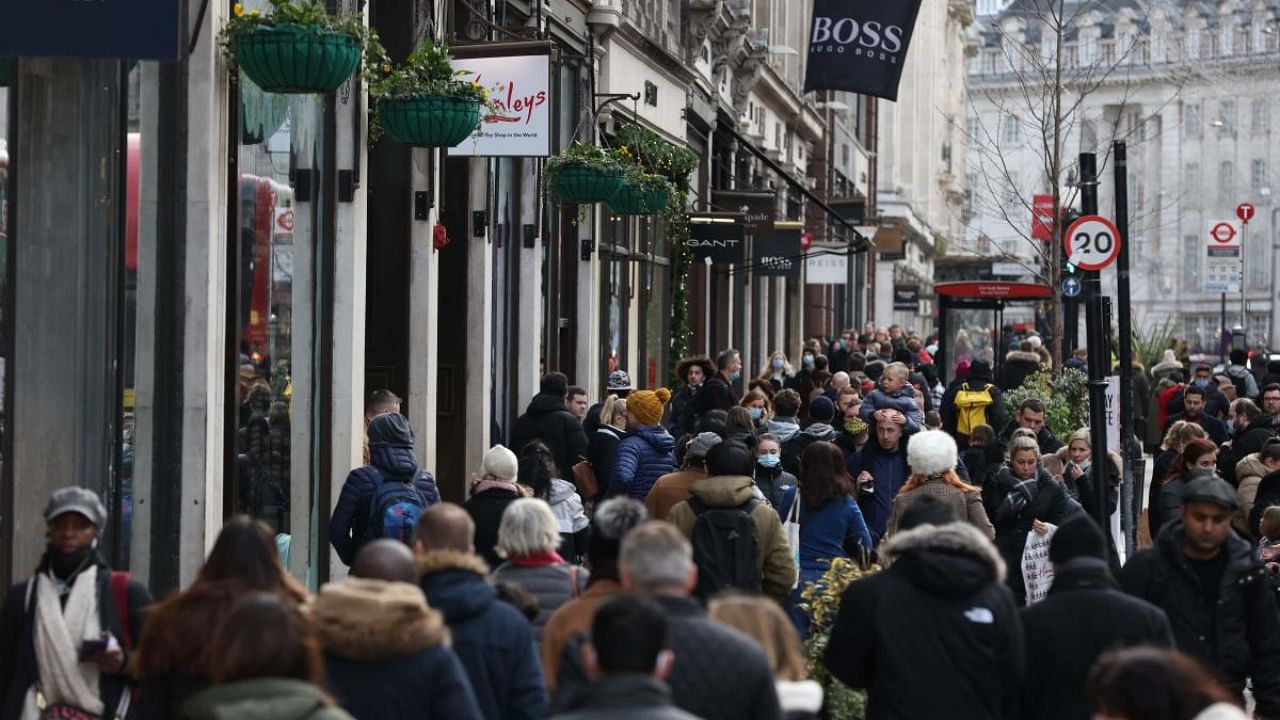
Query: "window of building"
1100 40 1116 64
966 173 978 212
1081 118 1097 151
1184 162 1200 207
1236 26 1251 54
1220 100 1236 136
1250 226 1268 289
1183 234 1200 290
1219 161 1235 205
1253 98 1270 137
1132 38 1150 64
1063 43 1079 67
1003 113 1020 143
1253 159 1268 192
966 116 979 143
1184 102 1202 138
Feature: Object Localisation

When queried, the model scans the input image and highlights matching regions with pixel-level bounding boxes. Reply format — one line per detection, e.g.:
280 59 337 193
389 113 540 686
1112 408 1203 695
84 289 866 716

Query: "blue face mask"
757 454 781 468
750 407 765 420
802 355 815 368
1226 420 1236 435
772 357 785 370
731 370 742 381
1194 378 1211 389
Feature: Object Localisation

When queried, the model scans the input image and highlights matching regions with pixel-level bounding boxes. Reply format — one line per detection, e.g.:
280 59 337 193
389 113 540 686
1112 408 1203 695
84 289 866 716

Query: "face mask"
758 454 781 468
750 407 765 420
1227 420 1236 435
802 355 815 368
845 419 868 436
1194 379 1211 389
772 358 785 370
730 370 742 382
1078 459 1092 474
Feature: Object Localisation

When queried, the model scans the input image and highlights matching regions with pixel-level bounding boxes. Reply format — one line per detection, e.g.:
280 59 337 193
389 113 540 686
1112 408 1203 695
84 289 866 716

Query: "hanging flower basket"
607 177 672 215
551 162 627 204
233 23 362 94
377 95 482 148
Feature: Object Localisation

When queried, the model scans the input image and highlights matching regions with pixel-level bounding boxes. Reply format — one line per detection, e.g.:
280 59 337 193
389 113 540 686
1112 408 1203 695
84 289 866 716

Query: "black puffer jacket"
585 425 624 502
753 464 798 510
1119 521 1280 716
1021 558 1174 720
1219 422 1277 486
982 466 1069 603
511 393 589 479
823 522 1024 719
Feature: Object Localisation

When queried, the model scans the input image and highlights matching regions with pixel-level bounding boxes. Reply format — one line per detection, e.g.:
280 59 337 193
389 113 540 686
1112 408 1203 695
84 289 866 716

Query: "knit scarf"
23 566 103 719
508 550 565 568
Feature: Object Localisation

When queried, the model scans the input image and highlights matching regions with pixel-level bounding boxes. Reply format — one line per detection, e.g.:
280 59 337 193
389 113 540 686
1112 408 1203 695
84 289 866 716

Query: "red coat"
1157 383 1185 432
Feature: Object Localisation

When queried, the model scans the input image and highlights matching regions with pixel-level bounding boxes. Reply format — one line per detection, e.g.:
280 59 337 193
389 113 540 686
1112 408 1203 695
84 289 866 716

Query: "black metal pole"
1221 293 1228 362
1080 153 1111 533
1113 141 1136 555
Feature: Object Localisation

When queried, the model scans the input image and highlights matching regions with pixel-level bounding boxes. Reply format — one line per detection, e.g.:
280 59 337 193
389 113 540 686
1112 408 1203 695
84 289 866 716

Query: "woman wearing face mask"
1056 428 1121 524
835 400 870 459
754 434 798 509
1154 437 1220 535
670 356 714 438
758 352 795 393
787 350 818 393
0 488 155 720
741 389 772 431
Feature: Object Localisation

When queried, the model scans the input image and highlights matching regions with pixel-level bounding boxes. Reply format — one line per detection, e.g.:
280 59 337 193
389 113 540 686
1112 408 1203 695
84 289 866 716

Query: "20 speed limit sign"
1064 215 1122 271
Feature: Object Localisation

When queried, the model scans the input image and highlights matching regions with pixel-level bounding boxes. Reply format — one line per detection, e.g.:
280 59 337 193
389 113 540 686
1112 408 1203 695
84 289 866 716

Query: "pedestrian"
998 398 1065 455
1150 421 1208 526
414 503 549 720
740 389 773 431
887 429 993 539
1226 349 1260 401
512 373 591 484
961 423 1003 487
517 440 590 562
1002 340 1043 391
1154 439 1220 536
848 413 911 545
983 434 1069 604
1119 475 1280 716
694 349 743 418
614 389 677 500
178 594 353 720
707 595 824 720
550 596 697 720
490 498 591 634
670 357 714 437
1257 507 1280 601
1246 440 1280 539
361 388 401 465
1262 383 1280 433
1020 515 1174 720
765 389 804 455
1219 398 1275 485
777 442 872 634
586 395 627 504
464 444 527 568
834 401 869 461
822 496 1025 719
780 396 840 475
329 412 441 566
858 362 925 434
566 386 590 421
1089 646 1251 720
940 358 1005 448
667 441 797 602
758 352 796 394
0 487 154 720
315 540 481 719
645 432 721 521
752 433 797 510
1164 385 1230 445
725 406 760 449
541 498 648 691
1055 428 1121 536
133 516 307 718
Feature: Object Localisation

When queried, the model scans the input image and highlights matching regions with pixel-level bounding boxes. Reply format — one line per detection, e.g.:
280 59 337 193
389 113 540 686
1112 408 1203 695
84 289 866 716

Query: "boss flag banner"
803 0 924 101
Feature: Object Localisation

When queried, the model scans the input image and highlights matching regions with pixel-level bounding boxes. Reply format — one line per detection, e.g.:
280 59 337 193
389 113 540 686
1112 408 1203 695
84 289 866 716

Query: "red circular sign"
1064 215 1122 271
1237 203 1256 223
1211 222 1237 243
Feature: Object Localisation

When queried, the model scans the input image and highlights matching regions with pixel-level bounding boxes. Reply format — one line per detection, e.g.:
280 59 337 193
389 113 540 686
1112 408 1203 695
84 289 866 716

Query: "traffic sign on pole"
1204 221 1242 294
1064 214 1122 271
1211 222 1238 243
1237 203 1256 224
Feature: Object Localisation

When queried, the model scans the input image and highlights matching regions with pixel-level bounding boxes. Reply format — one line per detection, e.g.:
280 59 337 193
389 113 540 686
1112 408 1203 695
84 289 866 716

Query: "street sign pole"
1237 203 1256 348
1079 152 1111 534
1113 141 1136 555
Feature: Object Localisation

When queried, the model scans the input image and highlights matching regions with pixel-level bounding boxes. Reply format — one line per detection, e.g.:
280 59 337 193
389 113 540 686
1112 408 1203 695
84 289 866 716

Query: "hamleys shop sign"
450 46 552 158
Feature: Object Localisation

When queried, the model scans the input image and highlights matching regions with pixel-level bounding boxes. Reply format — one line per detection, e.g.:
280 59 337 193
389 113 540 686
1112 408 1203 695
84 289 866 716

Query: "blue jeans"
785 566 828 638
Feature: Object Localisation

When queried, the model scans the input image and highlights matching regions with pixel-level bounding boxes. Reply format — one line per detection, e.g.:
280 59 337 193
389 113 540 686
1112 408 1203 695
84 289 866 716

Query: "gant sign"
803 0 924 101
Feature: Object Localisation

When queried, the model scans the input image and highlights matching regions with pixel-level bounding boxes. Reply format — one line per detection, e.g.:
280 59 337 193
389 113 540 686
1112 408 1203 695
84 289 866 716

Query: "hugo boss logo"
810 17 906 61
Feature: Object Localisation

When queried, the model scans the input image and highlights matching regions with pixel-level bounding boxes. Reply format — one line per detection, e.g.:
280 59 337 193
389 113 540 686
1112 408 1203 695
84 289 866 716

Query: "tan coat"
886 477 994 540
644 468 707 520
538 579 622 690
1235 453 1269 537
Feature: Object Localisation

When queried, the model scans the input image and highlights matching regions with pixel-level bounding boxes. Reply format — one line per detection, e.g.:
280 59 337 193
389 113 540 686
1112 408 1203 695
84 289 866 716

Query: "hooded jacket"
1236 453 1270 537
753 463 798 510
849 440 911 544
1119 522 1280 716
491 561 590 634
1021 558 1174 720
645 467 708 521
329 418 441 565
511 393 590 480
667 475 798 602
1226 364 1261 400
314 578 482 720
585 425 624 501
180 679 352 720
614 425 677 500
765 417 802 443
823 522 1024 720
1001 350 1042 392
940 377 1005 448
1219 421 1276 487
417 551 549 720
1249 467 1280 541
464 481 526 569
780 423 840 476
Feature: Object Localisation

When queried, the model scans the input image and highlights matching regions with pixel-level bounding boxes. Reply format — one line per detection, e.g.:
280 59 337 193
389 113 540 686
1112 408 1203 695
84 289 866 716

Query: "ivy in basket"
544 143 628 206
368 42 497 148
219 0 381 95
607 172 673 216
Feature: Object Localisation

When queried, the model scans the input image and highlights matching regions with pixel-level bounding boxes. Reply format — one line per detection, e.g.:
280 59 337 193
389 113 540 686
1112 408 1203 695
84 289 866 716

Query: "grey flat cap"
44 486 107 527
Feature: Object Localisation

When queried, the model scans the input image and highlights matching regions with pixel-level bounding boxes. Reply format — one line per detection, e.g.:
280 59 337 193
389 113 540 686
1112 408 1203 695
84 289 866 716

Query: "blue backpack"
366 472 429 545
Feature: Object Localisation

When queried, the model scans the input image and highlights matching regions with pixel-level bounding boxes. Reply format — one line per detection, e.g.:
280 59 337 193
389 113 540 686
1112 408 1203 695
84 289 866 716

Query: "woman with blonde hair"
887 430 993 539
758 351 796 393
982 434 1068 604
708 594 823 720
585 395 627 504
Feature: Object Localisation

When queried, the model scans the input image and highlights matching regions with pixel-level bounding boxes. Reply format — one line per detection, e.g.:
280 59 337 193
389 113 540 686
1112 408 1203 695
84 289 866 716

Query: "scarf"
508 550 566 568
23 566 104 719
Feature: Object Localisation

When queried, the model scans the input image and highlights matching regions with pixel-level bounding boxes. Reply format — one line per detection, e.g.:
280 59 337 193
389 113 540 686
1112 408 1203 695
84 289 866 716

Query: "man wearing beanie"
539 498 648 691
780 396 841 476
615 389 677 501
940 358 1005 449
645 432 722 520
1021 514 1172 720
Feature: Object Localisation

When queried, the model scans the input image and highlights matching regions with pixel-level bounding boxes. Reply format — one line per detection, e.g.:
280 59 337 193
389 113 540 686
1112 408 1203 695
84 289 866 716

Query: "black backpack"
689 497 761 600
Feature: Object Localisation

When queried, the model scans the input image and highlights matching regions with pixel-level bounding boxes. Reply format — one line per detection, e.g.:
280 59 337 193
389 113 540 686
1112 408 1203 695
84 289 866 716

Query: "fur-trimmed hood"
417 549 491 577
313 577 448 662
1005 350 1042 365
880 521 1007 597
1151 350 1183 379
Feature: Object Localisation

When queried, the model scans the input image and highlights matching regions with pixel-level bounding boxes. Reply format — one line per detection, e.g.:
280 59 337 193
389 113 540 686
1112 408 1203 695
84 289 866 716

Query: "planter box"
234 23 361 94
378 95 482 148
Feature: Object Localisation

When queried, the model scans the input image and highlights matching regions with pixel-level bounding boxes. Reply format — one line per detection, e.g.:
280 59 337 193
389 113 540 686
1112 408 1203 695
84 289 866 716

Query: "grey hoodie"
765 417 802 442
1226 364 1259 399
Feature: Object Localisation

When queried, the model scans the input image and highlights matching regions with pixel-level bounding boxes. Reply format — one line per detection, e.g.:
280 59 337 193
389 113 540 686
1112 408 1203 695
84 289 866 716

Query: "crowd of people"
5 322 1280 720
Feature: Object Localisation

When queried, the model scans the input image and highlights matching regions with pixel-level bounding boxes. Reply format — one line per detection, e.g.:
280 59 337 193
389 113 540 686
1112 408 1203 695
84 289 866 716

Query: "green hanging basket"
233 23 361 94
550 162 626 205
607 180 671 215
378 95 482 148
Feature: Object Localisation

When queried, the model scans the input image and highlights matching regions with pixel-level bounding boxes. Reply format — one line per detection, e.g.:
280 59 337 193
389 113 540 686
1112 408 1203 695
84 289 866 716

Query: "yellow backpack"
954 383 994 436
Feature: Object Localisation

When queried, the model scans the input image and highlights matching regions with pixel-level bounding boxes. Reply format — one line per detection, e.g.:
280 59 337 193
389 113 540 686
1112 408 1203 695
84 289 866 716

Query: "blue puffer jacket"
614 425 677 500
329 415 440 565
418 551 548 720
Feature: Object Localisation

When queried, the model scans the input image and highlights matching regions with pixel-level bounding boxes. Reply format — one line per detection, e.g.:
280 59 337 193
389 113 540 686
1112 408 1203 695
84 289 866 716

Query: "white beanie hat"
480 445 519 481
907 430 958 477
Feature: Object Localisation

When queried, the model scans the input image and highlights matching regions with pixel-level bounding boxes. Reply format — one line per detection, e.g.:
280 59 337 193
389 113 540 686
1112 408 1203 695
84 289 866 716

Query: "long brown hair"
1162 437 1218 485
900 469 979 494
798 442 854 510
1089 646 1238 720
708 594 808 681
211 593 327 688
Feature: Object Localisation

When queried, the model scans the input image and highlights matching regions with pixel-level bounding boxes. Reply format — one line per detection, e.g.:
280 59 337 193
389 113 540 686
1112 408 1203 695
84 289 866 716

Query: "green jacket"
668 474 797 602
180 678 355 720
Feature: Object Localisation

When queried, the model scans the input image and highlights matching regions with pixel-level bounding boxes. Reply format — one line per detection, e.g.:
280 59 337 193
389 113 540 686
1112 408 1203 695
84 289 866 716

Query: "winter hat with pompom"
629 388 672 426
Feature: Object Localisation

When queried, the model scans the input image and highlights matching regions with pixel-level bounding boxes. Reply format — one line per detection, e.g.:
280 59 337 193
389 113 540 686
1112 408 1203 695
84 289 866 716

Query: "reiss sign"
450 45 552 158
